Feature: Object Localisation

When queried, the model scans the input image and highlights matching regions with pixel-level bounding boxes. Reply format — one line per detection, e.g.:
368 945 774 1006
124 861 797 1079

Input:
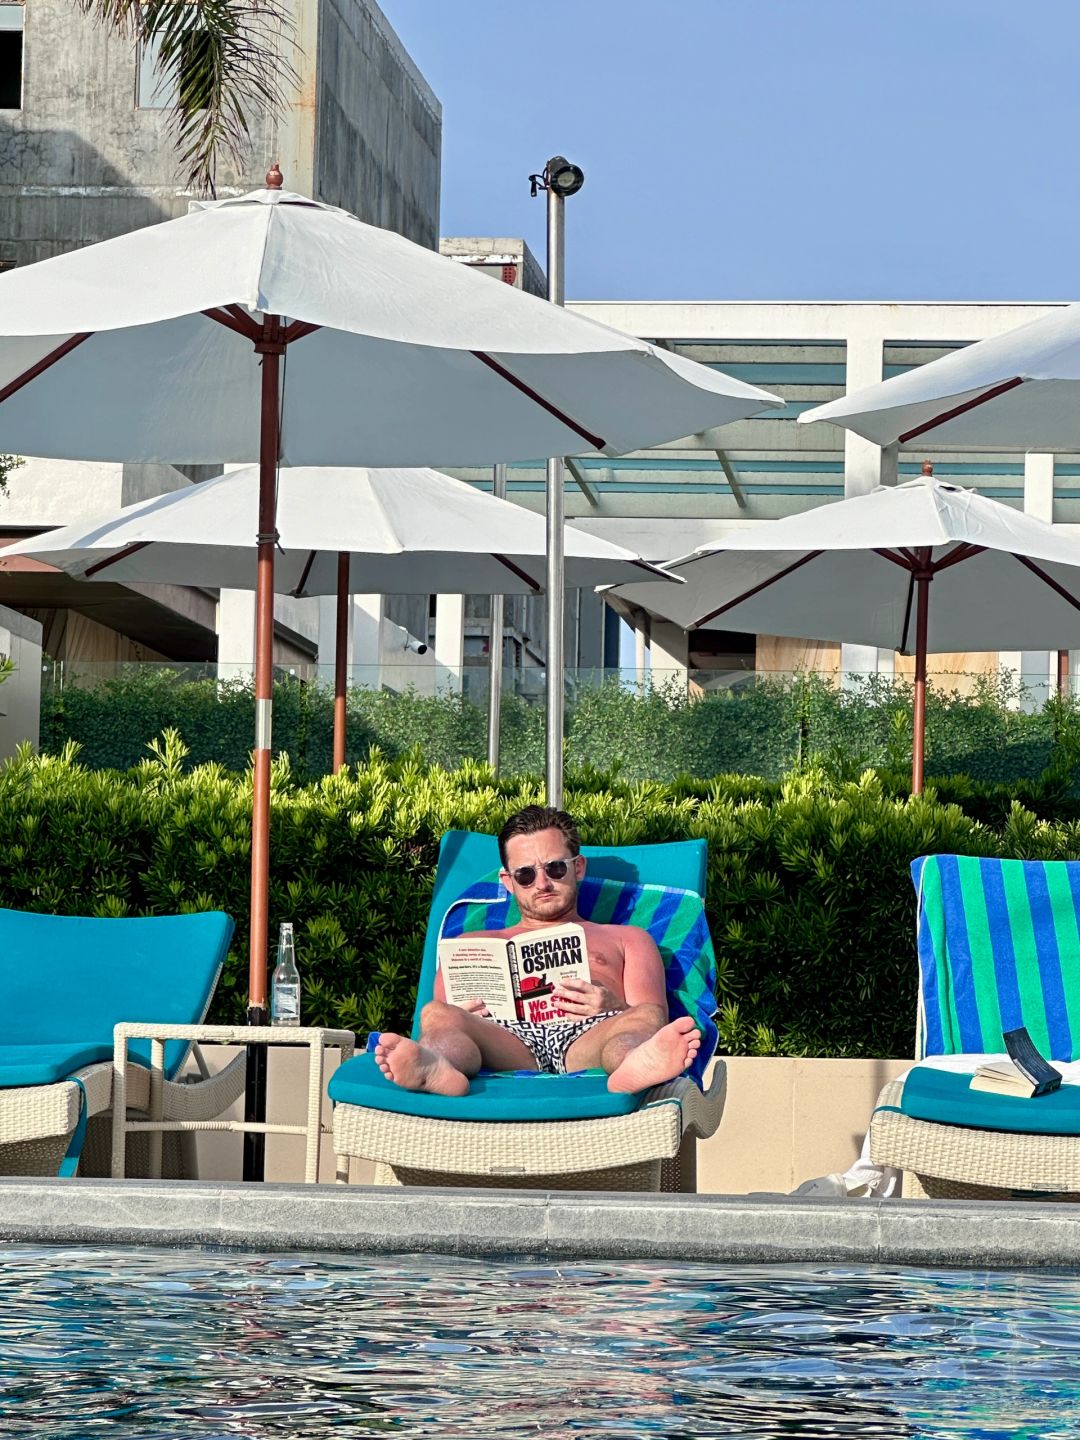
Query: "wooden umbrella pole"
333 550 349 772
912 564 932 795
249 316 286 1019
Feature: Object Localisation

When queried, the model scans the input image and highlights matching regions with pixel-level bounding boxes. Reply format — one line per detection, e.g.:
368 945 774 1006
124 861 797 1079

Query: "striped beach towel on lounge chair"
914 853 1080 1063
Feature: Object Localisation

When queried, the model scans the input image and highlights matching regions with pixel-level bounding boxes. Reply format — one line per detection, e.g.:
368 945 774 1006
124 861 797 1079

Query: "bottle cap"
280 922 294 936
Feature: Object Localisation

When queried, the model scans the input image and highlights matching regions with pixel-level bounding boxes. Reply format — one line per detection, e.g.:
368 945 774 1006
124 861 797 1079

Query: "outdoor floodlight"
545 155 585 197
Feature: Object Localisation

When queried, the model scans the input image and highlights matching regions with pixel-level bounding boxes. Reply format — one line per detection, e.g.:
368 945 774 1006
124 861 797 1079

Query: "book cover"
968 1026 1063 1098
437 922 591 1025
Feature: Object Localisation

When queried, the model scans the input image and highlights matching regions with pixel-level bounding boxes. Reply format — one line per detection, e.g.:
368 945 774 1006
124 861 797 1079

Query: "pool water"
1 1245 1078 1438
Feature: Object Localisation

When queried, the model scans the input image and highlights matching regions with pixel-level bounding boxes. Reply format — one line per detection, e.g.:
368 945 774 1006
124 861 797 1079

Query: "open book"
969 1026 1062 1098
437 922 591 1025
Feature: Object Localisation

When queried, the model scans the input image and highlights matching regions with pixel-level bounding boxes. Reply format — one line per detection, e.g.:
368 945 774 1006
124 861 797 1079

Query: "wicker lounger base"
871 1078 1080 1201
0 1052 245 1179
336 1066 727 1194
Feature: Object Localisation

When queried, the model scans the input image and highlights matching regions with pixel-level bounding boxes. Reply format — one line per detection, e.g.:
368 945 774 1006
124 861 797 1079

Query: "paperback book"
968 1026 1062 1098
437 922 591 1025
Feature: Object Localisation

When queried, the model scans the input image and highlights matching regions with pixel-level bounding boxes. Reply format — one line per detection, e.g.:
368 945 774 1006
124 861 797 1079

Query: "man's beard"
518 888 577 923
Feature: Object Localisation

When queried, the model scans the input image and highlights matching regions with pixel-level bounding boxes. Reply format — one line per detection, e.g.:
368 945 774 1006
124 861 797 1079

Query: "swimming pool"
1 1244 1077 1437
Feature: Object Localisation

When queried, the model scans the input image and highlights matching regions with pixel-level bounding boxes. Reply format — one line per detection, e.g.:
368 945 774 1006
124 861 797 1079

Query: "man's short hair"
498 806 581 869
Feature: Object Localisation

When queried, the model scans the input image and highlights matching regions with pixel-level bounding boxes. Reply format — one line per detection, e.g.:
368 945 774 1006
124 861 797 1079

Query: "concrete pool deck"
0 1177 1076 1268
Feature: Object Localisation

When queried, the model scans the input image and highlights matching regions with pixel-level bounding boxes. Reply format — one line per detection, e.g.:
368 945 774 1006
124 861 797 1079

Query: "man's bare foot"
606 1016 701 1093
374 1033 470 1097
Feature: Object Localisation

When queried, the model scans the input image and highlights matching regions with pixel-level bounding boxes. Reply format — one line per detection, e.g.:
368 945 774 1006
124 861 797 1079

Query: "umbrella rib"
897 376 1024 444
0 333 94 406
932 543 986 574
471 352 607 451
899 569 916 654
84 541 150 578
283 320 320 344
691 550 825 628
203 307 262 341
493 554 542 592
292 549 318 598
873 548 914 572
1012 553 1080 614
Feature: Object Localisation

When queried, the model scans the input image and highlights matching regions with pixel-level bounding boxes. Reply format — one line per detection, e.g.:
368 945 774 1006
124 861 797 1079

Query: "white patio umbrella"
608 471 1080 792
2 463 677 770
0 166 780 1022
796 303 1080 448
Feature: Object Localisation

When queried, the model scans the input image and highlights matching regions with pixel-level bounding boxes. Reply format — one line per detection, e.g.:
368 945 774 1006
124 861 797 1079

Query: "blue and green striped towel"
914 854 1080 1062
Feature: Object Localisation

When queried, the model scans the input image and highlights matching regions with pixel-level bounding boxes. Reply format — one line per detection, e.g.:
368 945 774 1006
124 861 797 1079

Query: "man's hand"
458 997 492 1018
552 976 624 1017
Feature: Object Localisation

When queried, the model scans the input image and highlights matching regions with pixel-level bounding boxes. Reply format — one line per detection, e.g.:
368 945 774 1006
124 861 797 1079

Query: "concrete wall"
1 0 439 265
314 0 441 246
0 599 41 755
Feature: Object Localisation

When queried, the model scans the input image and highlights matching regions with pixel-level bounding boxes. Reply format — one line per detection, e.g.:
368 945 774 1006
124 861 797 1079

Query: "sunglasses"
508 858 575 888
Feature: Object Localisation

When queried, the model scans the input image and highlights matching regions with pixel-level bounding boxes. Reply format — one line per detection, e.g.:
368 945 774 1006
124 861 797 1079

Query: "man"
375 805 701 1096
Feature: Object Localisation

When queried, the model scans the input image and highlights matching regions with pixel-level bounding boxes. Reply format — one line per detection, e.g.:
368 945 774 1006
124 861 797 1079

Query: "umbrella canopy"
0 464 675 593
0 170 776 1034
0 187 780 467
608 474 1080 791
797 303 1080 449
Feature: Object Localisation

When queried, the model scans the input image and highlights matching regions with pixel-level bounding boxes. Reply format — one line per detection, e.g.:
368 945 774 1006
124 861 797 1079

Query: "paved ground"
0 1178 1074 1267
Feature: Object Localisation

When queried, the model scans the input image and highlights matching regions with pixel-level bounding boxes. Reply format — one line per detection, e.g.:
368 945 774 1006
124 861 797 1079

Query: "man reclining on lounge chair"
376 805 701 1097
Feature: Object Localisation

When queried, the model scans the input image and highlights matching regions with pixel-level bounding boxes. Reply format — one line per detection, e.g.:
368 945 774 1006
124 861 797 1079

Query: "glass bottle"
271 922 301 1027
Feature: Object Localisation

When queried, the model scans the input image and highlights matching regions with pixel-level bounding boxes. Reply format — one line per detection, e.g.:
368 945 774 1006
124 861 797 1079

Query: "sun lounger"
869 854 1080 1199
329 831 725 1191
0 908 242 1177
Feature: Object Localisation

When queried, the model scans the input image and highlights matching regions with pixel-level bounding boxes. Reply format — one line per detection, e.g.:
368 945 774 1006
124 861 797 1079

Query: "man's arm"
554 925 668 1017
619 926 668 1012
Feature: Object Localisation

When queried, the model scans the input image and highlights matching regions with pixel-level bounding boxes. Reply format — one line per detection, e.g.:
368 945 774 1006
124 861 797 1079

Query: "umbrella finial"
266 162 283 190
921 459 934 476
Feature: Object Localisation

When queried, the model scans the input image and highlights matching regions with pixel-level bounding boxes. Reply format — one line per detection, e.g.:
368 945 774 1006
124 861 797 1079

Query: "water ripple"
0 1246 1078 1437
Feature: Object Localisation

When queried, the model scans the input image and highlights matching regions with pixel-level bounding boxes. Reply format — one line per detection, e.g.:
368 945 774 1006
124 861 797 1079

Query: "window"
0 4 24 111
137 25 210 109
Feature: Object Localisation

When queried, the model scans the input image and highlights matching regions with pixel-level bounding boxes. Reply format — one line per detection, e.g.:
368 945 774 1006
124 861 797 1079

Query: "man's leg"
375 1001 540 1096
563 1004 702 1093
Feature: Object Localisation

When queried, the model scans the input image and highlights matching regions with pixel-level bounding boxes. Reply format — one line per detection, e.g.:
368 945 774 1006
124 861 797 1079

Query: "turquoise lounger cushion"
328 1053 644 1122
0 1043 114 1088
896 1064 1080 1136
0 909 234 1080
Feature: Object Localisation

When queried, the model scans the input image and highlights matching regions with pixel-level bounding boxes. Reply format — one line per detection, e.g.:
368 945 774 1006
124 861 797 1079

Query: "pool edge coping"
0 1178 1077 1268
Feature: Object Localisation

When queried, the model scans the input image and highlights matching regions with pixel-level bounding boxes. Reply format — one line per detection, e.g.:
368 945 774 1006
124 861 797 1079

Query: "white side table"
112 1023 355 1183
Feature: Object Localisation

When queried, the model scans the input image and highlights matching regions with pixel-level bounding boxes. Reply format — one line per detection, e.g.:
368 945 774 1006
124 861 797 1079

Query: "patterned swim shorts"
490 1010 622 1074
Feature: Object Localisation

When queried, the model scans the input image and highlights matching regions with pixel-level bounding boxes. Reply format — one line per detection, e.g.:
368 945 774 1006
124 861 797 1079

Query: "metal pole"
912 563 931 796
333 551 349 773
546 183 566 808
487 463 507 770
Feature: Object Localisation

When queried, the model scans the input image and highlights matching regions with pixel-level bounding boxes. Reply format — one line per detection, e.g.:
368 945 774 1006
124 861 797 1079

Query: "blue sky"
381 0 1079 303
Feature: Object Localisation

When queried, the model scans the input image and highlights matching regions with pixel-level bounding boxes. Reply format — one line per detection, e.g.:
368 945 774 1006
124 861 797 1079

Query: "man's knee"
419 1000 466 1033
616 1002 666 1034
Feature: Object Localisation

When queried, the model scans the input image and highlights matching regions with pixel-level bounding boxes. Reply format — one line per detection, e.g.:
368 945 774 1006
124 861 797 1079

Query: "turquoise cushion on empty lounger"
327 1053 645 1122
0 908 234 1080
0 1043 114 1088
897 1064 1080 1136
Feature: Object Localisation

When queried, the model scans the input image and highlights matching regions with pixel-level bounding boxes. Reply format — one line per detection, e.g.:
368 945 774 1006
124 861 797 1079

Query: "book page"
437 938 518 1021
514 923 591 1026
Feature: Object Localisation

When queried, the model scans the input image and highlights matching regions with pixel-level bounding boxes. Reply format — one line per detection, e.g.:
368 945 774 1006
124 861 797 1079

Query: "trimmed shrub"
41 666 1079 788
6 735 1080 1058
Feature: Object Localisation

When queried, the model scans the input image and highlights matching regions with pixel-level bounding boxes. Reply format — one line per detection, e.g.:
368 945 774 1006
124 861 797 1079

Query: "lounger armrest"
162 1051 247 1121
643 1058 727 1140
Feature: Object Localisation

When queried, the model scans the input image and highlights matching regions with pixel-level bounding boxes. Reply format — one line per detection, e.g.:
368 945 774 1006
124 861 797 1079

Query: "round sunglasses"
507 857 576 888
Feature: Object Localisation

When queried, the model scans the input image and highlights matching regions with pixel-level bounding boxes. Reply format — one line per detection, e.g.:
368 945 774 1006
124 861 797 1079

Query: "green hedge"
41 666 1075 786
6 733 1080 1058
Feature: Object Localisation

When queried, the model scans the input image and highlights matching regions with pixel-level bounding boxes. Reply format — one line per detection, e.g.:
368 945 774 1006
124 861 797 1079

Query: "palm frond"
79 0 298 197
